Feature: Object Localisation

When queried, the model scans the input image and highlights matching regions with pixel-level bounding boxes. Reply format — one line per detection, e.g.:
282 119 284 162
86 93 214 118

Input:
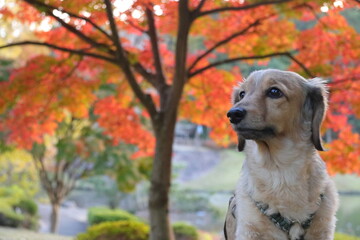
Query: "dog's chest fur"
238 140 327 221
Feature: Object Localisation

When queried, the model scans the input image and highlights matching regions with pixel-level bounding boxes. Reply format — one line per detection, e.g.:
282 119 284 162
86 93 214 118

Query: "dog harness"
223 194 324 240
253 194 324 240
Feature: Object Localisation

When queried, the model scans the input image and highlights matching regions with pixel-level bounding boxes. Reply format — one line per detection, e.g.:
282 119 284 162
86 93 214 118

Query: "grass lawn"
333 174 360 192
335 233 360 240
183 149 244 192
183 148 360 193
0 227 73 240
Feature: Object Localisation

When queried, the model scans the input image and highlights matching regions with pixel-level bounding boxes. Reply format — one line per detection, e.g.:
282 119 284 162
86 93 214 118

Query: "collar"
253 194 324 235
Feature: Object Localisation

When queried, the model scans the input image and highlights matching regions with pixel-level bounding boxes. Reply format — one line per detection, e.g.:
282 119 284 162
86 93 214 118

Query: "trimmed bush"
173 222 199 240
88 207 138 226
76 220 149 240
0 202 24 228
16 199 38 216
0 187 39 230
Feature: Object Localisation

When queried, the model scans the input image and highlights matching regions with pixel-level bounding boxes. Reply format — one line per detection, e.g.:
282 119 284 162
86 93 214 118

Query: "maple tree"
28 116 104 233
0 0 359 239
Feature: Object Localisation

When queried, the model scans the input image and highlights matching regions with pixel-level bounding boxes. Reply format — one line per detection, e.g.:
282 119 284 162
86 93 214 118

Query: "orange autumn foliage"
94 96 154 158
0 0 359 174
0 55 98 148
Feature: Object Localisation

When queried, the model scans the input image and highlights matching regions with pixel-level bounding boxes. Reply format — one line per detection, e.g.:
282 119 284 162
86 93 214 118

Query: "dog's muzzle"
227 107 247 124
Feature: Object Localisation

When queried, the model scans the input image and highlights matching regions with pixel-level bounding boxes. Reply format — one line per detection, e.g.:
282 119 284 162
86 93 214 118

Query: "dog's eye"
267 87 283 99
239 91 245 99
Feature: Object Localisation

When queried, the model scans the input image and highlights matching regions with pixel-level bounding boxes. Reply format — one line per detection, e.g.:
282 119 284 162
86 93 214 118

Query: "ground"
0 227 72 240
38 204 87 236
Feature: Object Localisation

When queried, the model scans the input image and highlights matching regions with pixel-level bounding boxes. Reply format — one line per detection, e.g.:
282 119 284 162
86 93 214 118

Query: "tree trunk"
149 113 177 240
148 2 190 239
50 201 60 233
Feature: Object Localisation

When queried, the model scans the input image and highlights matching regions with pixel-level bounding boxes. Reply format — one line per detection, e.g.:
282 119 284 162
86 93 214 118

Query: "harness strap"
254 194 324 238
223 194 324 239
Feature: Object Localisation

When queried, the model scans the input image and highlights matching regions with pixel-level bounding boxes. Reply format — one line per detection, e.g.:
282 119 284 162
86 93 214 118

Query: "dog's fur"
227 69 338 240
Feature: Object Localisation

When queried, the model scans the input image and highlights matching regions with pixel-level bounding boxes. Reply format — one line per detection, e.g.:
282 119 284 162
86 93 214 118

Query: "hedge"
0 187 39 230
16 199 38 216
83 207 201 240
173 222 199 240
76 220 149 240
0 202 24 228
87 207 138 226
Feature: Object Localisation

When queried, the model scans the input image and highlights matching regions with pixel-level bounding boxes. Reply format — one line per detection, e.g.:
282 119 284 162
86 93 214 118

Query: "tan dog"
225 69 338 240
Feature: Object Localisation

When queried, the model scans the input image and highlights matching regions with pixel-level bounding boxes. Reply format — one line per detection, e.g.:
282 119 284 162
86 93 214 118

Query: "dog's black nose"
227 108 247 124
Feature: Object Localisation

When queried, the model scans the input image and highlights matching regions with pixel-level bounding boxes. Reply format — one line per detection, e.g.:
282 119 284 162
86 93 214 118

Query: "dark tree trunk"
148 2 191 239
149 112 177 240
50 201 60 233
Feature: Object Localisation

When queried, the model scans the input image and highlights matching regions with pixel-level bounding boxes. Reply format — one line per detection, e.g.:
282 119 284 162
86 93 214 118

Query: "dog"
224 69 338 240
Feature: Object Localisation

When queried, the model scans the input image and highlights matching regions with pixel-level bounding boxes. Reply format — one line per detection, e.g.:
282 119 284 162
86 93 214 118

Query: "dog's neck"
250 137 315 168
243 137 316 190
241 136 328 218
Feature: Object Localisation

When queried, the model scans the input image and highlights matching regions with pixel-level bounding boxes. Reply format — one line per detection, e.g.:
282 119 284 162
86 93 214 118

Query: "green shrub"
88 207 138 225
0 202 24 228
16 199 38 216
0 187 38 230
173 222 199 240
76 220 149 240
0 186 25 206
334 233 360 240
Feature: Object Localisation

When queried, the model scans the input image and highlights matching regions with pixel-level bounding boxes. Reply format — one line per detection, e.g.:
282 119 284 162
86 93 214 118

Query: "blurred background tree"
28 113 150 233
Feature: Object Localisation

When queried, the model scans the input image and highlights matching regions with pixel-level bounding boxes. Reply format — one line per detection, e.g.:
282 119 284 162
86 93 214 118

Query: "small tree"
28 117 97 232
29 115 149 233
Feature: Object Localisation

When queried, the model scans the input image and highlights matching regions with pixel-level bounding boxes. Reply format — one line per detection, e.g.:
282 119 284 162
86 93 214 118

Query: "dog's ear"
304 78 328 151
237 134 246 151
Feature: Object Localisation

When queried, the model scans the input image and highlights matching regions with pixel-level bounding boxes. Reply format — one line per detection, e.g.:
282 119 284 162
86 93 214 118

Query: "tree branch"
0 41 116 62
104 0 157 117
33 155 54 200
188 19 261 72
299 3 328 28
166 0 191 114
145 7 166 86
285 53 315 78
189 3 317 77
60 58 83 80
23 0 112 40
133 63 157 86
328 75 360 86
196 0 293 18
127 20 147 33
193 0 207 14
188 51 314 78
24 0 113 54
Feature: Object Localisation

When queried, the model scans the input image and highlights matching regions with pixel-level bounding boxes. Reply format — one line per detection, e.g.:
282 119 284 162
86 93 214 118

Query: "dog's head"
227 69 328 151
